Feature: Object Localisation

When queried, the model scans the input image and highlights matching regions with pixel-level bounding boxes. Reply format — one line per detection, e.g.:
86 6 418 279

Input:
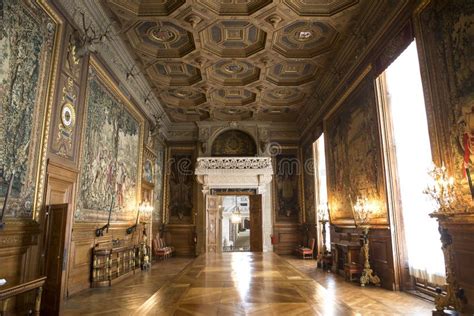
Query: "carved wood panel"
249 194 262 252
206 195 221 254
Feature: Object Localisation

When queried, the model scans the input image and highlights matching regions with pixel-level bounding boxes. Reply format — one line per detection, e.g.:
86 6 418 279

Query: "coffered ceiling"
101 0 364 123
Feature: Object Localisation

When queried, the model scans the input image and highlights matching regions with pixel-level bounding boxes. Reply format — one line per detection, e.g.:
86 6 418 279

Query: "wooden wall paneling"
368 228 395 290
272 224 301 255
67 222 145 295
164 224 196 256
249 195 263 252
330 227 395 290
44 161 77 301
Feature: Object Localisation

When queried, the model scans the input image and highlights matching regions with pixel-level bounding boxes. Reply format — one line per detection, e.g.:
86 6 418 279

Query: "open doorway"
222 195 250 252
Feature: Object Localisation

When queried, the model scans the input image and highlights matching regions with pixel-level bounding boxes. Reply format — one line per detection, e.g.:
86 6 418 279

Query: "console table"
331 240 362 282
91 242 139 288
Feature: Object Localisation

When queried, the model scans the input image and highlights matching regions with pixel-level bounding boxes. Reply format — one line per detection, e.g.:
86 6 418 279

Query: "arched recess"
211 129 257 157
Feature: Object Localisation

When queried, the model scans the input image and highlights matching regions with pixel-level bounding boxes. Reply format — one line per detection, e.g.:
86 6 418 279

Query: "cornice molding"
56 0 173 137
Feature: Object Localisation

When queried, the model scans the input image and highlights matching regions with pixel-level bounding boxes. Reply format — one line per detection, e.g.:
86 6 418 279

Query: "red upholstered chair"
297 238 316 259
153 236 171 260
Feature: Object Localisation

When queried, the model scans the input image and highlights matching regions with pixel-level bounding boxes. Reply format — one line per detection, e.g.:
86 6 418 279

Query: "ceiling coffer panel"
283 0 359 16
126 21 195 58
160 88 207 108
211 88 256 107
197 0 272 15
272 21 339 58
262 88 306 107
102 0 366 122
266 61 320 86
207 60 260 86
147 61 202 86
107 0 186 16
200 20 267 58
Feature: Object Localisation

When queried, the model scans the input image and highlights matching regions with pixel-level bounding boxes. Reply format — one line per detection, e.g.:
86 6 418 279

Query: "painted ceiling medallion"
149 26 177 43
283 0 359 16
224 63 244 74
273 21 338 58
200 20 266 58
296 30 313 41
126 21 195 58
197 0 272 15
208 60 260 86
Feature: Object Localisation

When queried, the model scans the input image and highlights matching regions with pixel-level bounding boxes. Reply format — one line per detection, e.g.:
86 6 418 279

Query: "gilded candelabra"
317 204 331 270
352 196 381 287
424 164 466 314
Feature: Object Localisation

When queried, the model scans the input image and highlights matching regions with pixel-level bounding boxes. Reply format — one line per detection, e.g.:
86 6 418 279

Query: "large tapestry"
274 149 301 222
168 150 194 222
0 0 56 218
325 77 388 226
76 69 141 221
428 2 474 209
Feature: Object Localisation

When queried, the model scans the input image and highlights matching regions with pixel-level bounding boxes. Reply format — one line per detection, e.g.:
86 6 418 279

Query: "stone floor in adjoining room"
63 253 433 315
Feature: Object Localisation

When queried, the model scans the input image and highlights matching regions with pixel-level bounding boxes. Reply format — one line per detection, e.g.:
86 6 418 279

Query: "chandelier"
230 196 242 224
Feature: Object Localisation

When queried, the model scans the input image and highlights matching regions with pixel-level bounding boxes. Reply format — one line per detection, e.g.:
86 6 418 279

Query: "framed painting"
272 146 304 223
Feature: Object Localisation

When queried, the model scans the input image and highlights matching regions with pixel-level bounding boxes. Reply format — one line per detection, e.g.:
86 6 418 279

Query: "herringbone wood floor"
63 253 433 315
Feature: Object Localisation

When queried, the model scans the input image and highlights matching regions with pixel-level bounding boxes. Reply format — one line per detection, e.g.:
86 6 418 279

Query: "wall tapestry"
168 151 194 222
211 130 257 157
153 142 165 223
430 1 474 208
0 0 56 218
274 150 300 222
76 69 141 221
325 77 388 226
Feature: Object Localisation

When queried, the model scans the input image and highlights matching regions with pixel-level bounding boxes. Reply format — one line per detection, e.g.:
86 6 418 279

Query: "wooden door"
42 204 69 315
249 195 263 252
206 195 221 253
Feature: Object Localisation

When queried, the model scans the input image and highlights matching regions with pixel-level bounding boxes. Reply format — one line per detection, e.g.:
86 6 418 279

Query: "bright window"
380 41 445 284
313 134 330 251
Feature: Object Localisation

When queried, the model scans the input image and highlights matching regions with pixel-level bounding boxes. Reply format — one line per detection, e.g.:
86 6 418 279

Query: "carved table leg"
34 286 43 316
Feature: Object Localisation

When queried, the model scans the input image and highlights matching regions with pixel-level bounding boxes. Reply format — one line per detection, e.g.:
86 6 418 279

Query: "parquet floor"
63 253 433 315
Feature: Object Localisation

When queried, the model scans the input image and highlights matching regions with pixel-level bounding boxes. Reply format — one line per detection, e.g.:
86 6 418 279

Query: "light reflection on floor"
135 252 431 315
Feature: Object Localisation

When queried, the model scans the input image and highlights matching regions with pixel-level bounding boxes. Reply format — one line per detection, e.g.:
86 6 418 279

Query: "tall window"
313 134 330 250
377 41 445 285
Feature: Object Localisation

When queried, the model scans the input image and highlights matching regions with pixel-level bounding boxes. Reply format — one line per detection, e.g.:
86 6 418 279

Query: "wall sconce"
351 196 381 287
127 201 154 234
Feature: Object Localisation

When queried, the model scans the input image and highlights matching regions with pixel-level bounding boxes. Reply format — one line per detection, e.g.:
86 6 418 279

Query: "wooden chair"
296 238 316 259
